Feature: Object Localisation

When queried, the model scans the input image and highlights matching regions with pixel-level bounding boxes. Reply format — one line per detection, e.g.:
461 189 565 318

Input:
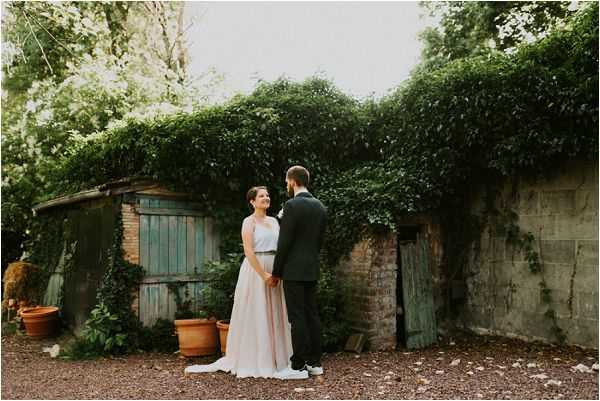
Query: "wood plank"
177 216 187 274
159 215 169 274
149 198 161 208
195 216 205 272
149 215 160 274
204 218 214 261
141 274 204 284
140 198 150 208
136 207 205 217
140 215 150 269
168 216 178 274
186 216 196 274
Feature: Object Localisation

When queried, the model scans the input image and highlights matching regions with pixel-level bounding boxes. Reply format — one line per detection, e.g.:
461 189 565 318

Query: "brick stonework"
337 233 398 351
121 203 140 316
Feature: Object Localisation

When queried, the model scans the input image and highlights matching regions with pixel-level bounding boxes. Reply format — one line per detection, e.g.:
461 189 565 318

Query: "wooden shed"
32 177 220 331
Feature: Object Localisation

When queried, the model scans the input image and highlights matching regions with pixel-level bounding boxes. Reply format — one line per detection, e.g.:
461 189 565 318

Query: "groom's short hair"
287 165 310 187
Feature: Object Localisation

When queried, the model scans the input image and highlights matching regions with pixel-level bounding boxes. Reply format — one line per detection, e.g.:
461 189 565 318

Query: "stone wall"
337 234 397 350
463 159 598 348
121 202 141 316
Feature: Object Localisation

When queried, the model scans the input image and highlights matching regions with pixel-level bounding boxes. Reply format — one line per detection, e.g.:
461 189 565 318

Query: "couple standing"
185 165 328 379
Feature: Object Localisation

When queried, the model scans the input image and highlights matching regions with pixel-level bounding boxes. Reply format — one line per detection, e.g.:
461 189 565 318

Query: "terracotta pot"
21 306 59 338
174 318 218 357
216 320 230 354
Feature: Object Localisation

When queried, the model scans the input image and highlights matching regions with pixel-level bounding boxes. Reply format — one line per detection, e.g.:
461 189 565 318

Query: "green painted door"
399 236 437 349
137 196 219 326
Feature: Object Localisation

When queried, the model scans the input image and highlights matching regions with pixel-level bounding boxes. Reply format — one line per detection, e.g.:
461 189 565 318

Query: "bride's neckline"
253 215 275 230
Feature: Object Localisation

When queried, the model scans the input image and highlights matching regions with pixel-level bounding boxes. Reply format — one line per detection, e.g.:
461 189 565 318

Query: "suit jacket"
272 192 328 281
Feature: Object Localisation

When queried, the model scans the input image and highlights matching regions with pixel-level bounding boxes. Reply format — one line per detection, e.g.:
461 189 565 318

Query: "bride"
185 186 298 378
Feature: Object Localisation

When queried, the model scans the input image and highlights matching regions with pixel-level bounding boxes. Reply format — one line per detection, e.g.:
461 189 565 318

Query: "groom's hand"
267 277 280 287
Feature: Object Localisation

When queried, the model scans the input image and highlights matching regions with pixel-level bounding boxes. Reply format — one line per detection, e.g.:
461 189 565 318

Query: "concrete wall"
463 159 598 348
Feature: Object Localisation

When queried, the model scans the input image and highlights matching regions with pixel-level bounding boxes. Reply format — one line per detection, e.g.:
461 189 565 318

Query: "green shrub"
137 318 178 353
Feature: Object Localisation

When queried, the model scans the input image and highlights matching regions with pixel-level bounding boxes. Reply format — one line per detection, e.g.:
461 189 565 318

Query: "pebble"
530 373 549 380
512 362 521 368
476 366 484 371
383 375 391 380
572 363 593 373
467 371 474 375
363 372 372 377
544 380 562 387
435 370 444 375
416 386 428 393
450 359 461 366
526 363 537 368
414 361 423 366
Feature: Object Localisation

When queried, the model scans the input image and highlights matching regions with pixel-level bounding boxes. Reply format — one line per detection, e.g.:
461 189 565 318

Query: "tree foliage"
1 1 222 269
418 1 578 71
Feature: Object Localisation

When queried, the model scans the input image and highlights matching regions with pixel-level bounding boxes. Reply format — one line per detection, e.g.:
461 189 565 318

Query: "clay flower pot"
216 319 230 354
20 306 59 338
174 318 218 357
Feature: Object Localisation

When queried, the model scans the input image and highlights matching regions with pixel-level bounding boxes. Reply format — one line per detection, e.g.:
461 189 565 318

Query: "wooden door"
137 196 219 326
399 236 437 349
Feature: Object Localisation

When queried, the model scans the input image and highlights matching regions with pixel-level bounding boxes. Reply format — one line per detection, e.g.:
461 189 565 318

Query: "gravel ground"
2 331 598 400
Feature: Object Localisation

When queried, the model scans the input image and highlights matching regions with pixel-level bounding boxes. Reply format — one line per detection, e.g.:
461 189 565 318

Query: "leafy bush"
137 318 178 353
198 253 242 320
62 303 126 359
318 267 352 351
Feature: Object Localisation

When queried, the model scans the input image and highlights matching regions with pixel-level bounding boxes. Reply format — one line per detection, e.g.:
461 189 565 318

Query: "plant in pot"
199 253 241 354
2 261 59 338
168 283 218 357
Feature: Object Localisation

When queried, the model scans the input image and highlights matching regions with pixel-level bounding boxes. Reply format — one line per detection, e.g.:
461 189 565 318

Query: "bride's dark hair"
246 186 268 210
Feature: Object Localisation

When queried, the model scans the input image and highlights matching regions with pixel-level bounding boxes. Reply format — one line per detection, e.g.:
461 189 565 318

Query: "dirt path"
2 332 598 399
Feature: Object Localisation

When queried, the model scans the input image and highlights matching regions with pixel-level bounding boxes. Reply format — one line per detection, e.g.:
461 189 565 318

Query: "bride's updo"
246 186 268 210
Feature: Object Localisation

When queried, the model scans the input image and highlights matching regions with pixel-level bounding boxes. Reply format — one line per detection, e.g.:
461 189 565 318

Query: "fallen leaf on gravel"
436 357 444 361
497 365 506 369
517 358 524 362
485 357 494 360
544 380 562 387
363 372 372 377
383 375 391 380
572 364 593 373
450 359 461 366
42 344 60 358
530 373 549 380
527 363 537 368
416 377 430 385
467 371 474 375
414 361 423 366
387 371 394 375
435 370 444 375
467 362 473 365
512 362 521 368
294 388 305 393
305 388 315 392
553 357 561 361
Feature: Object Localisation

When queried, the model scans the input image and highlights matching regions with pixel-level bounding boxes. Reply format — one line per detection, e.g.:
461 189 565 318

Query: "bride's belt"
255 250 277 255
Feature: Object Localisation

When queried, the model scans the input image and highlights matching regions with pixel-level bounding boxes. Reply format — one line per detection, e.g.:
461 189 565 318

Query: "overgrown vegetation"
8 2 598 352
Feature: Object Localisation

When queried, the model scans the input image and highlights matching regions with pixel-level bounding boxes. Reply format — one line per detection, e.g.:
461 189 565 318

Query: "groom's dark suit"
273 191 328 370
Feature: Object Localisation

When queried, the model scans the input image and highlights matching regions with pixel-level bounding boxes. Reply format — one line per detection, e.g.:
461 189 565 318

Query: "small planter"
174 318 218 357
20 306 59 338
216 319 230 354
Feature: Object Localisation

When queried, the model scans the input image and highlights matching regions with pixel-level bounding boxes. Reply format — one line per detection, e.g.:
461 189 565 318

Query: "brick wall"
463 159 598 348
121 202 140 316
337 233 398 350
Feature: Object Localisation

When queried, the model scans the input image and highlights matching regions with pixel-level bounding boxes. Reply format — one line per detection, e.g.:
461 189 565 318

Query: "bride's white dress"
185 217 293 378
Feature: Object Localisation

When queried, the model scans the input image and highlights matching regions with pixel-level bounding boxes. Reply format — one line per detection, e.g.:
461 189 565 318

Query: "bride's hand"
262 271 272 282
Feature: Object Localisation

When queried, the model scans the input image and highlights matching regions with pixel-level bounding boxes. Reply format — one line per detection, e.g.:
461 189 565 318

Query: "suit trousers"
283 280 322 370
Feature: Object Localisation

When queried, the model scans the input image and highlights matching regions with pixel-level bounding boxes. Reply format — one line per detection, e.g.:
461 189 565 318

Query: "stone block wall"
463 159 598 348
336 233 397 350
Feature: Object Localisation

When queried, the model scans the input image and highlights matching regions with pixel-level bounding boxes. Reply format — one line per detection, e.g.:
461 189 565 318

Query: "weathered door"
399 236 437 349
137 196 219 326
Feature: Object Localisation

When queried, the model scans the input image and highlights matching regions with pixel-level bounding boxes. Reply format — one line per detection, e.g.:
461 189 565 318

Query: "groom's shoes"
273 365 309 380
306 364 324 376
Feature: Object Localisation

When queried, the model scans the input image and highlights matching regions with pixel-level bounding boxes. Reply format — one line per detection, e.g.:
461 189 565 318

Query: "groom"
269 165 328 380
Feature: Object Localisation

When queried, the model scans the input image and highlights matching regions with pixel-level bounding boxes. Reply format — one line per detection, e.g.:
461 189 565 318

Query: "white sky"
185 1 439 100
